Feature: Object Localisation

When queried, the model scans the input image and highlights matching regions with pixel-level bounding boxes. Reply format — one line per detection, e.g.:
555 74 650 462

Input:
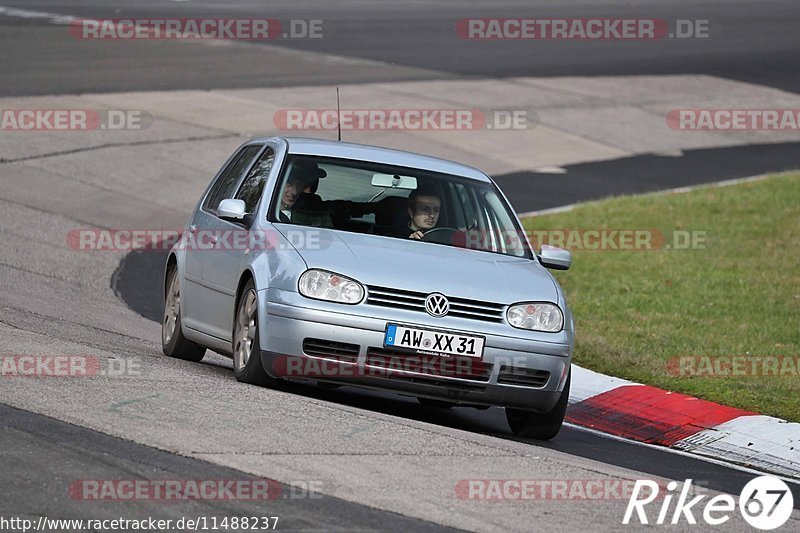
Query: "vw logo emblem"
425 293 449 317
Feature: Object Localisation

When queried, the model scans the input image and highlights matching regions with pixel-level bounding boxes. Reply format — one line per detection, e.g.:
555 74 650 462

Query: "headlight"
506 302 563 332
298 269 364 304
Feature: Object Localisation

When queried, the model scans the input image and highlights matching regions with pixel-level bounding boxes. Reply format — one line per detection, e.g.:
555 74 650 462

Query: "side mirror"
217 198 247 221
538 244 571 270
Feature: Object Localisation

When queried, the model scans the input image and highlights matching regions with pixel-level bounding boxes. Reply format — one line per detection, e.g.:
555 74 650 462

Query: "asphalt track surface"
1 0 799 95
1 404 455 532
3 0 800 530
495 141 800 214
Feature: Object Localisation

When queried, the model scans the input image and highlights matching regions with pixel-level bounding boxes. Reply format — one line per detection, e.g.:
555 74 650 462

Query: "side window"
236 147 275 214
203 145 262 213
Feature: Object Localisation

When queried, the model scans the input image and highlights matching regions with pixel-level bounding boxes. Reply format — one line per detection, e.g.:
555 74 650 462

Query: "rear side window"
203 145 262 213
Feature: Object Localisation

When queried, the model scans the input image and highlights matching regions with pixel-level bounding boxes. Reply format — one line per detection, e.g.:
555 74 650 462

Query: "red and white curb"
567 365 800 480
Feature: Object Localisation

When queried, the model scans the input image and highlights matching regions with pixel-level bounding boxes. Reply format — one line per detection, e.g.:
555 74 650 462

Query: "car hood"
276 226 558 304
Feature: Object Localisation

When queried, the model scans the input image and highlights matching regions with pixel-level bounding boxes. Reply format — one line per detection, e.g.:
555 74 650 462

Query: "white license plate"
384 324 485 358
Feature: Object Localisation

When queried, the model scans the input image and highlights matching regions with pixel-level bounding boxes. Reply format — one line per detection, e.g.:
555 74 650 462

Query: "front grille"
365 347 493 382
302 338 360 363
366 286 505 323
497 365 550 388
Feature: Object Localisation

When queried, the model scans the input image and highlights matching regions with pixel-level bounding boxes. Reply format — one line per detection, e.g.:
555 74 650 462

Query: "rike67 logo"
624 476 794 530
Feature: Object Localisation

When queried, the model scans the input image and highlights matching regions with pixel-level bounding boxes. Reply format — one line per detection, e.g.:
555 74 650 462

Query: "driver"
407 186 441 239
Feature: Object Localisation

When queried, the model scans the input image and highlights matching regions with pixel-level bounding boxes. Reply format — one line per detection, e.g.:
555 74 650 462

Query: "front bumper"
259 288 571 412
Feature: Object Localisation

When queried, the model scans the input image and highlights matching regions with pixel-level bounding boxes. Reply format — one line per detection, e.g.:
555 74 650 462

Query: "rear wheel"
505 371 570 440
162 266 206 362
233 280 273 386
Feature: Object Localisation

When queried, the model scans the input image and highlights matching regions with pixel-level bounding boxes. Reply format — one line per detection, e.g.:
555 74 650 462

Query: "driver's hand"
409 230 424 240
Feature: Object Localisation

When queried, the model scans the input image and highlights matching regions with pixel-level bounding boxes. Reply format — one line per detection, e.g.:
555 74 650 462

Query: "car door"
182 144 263 336
202 146 277 341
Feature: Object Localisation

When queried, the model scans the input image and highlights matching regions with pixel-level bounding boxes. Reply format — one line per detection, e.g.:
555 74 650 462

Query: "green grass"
521 172 800 421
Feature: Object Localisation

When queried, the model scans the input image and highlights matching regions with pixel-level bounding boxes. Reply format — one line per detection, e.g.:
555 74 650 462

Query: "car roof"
252 136 492 183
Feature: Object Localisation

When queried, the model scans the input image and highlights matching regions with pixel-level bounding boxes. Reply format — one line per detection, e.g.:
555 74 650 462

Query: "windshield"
271 155 532 259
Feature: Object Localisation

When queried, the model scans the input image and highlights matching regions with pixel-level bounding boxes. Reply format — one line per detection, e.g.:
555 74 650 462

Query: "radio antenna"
336 86 342 142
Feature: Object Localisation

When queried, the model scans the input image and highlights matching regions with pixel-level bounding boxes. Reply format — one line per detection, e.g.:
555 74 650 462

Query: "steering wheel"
421 227 460 244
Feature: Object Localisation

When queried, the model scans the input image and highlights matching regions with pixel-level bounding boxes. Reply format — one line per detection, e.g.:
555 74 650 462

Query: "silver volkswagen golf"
163 137 574 439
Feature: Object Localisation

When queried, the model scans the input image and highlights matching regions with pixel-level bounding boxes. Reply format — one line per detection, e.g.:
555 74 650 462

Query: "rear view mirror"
217 198 247 221
371 173 418 190
538 245 572 270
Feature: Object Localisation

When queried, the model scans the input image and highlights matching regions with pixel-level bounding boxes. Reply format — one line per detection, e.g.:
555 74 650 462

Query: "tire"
417 397 456 409
505 371 570 440
162 266 206 362
232 279 273 386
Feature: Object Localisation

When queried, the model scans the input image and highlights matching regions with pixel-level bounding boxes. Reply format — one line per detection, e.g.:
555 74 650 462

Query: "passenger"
406 186 441 239
284 161 334 227
280 160 375 227
278 175 305 222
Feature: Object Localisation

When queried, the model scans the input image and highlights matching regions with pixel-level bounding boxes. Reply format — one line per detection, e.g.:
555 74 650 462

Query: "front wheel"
162 267 206 362
505 371 570 440
233 280 274 386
